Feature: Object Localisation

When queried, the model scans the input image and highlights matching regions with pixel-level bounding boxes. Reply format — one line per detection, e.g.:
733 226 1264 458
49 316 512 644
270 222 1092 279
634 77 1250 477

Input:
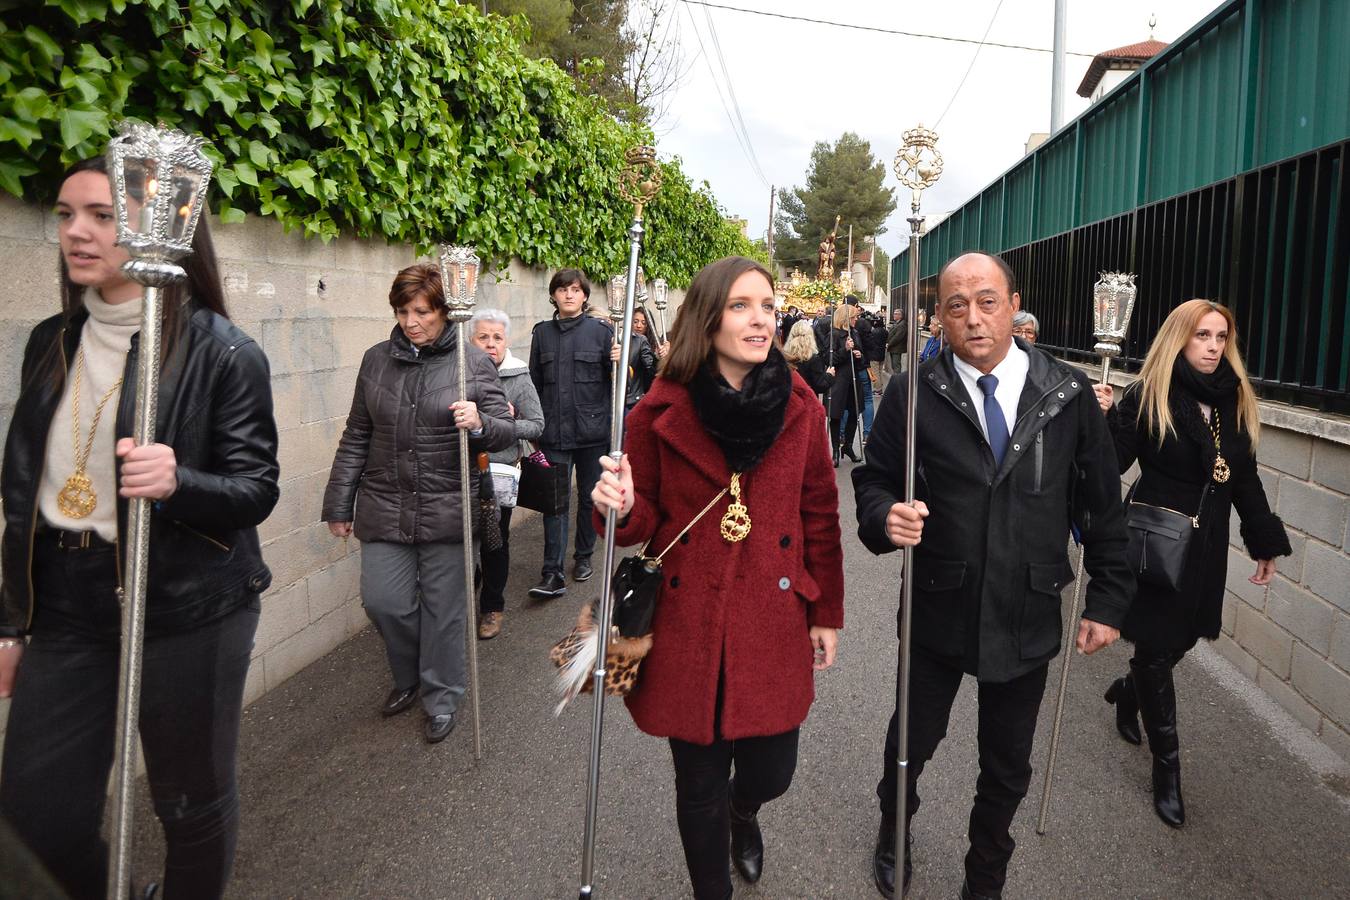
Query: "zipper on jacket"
1034 431 1044 493
23 328 70 629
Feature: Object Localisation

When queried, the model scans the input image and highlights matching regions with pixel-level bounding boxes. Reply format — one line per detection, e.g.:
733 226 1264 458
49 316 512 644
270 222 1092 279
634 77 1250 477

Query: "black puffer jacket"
625 332 658 409
529 312 614 449
853 342 1135 682
1 305 280 637
321 325 514 544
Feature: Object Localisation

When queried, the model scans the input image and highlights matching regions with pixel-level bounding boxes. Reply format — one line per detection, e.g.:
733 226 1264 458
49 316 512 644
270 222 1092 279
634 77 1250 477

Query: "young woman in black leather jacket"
0 157 279 899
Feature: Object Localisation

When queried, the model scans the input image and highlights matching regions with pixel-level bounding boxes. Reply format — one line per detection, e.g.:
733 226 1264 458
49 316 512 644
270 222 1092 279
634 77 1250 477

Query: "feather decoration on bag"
550 602 653 716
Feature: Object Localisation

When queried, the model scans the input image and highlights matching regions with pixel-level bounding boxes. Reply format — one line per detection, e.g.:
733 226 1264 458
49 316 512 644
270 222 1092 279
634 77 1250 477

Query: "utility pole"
767 184 776 271
1051 0 1066 132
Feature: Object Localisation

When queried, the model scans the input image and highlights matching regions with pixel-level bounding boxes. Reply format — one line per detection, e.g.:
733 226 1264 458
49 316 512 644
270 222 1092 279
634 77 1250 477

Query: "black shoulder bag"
1124 481 1208 592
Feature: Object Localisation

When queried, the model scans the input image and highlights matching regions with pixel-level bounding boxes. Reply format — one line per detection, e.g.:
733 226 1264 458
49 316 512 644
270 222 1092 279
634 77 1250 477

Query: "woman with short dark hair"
322 263 514 743
592 255 845 899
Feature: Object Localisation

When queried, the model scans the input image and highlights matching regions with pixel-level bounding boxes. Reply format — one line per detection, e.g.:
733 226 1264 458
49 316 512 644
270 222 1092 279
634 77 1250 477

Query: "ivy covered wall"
0 0 758 284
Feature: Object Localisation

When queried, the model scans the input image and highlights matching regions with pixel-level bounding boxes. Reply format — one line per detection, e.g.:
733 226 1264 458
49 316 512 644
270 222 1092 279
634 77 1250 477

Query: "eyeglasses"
1012 327 1037 339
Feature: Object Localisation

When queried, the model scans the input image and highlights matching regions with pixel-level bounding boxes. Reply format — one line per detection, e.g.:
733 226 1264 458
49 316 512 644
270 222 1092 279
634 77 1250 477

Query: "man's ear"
1011 292 1022 313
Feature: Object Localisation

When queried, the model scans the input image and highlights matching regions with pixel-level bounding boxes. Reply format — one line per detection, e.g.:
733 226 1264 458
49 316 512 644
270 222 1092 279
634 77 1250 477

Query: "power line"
681 2 772 189
701 5 770 186
679 0 1096 58
935 0 1007 128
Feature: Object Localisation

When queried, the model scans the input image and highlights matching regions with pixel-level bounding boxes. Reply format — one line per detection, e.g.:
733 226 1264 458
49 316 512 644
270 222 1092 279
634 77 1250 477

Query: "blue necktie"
978 374 1010 465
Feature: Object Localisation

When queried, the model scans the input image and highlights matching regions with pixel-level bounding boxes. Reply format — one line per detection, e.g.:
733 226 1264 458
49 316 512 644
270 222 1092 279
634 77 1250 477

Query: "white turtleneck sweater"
39 289 143 541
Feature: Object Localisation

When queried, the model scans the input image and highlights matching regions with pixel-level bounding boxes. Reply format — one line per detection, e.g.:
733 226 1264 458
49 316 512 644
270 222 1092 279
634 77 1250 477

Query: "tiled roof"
1077 39 1169 97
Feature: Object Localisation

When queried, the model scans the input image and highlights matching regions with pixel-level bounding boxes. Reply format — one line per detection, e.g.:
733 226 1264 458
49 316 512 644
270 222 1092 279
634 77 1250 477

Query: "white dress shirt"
951 343 1030 442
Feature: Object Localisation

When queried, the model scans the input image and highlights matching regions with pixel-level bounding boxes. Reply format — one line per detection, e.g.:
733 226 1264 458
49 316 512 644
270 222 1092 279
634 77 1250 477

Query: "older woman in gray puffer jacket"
469 308 544 640
322 263 514 744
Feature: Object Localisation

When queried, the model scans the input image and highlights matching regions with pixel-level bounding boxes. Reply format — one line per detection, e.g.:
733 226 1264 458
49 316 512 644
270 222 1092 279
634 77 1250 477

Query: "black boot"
1131 655 1185 828
728 782 763 883
1104 674 1142 745
872 815 911 899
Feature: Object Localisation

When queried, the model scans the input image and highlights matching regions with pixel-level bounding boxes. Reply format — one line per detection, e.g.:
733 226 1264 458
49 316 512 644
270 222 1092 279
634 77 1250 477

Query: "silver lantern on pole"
890 123 943 878
650 277 669 344
438 243 484 762
104 120 214 900
1037 270 1138 834
577 144 662 900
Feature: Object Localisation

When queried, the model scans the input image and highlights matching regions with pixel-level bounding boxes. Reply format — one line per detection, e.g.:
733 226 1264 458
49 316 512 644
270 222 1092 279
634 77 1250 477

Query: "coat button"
778 577 791 590
1071 382 1079 388
1013 443 1020 451
1057 392 1065 398
670 576 680 588
1038 411 1045 417
780 535 791 548
680 534 690 545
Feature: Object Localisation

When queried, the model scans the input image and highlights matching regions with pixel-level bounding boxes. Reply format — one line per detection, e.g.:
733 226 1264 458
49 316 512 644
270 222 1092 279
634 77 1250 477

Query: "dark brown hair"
661 256 775 384
58 156 229 328
388 262 447 313
548 267 591 302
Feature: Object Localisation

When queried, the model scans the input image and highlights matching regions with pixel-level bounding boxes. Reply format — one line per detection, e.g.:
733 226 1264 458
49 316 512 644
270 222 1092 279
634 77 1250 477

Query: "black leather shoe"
728 787 763 883
844 446 862 463
573 559 595 582
1104 675 1142 745
833 445 842 468
380 686 417 717
424 713 456 743
959 879 999 900
872 816 911 898
528 573 567 599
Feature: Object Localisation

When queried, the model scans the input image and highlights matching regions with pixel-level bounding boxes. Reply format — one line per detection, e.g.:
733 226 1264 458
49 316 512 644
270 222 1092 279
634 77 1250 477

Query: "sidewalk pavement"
134 466 1350 898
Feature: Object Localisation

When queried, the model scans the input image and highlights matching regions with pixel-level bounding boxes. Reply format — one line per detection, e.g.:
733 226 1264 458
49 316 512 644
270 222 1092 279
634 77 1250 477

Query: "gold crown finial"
619 145 662 217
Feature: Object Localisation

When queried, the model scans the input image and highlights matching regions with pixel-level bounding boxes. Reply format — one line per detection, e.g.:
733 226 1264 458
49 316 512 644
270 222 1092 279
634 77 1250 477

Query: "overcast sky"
653 0 1227 257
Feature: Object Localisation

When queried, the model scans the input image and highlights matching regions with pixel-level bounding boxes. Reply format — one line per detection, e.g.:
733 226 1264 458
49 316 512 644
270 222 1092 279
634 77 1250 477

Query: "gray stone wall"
0 193 682 742
1210 407 1350 763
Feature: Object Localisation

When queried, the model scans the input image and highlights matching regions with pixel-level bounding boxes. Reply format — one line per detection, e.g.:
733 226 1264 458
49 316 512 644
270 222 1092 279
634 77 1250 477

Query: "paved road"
135 464 1350 899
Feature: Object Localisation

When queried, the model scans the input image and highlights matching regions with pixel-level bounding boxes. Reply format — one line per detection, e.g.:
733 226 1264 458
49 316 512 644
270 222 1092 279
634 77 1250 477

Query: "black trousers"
479 505 514 614
668 728 799 900
0 534 257 900
877 648 1048 898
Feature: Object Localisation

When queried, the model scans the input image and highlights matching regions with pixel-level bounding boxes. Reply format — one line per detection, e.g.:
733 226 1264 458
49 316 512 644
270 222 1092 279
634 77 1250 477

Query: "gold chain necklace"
1210 408 1230 484
55 347 125 519
719 472 752 542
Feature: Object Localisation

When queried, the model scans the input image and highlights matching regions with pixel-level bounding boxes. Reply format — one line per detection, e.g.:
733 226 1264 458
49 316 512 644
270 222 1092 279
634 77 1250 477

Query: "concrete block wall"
1211 406 1350 763
0 192 684 742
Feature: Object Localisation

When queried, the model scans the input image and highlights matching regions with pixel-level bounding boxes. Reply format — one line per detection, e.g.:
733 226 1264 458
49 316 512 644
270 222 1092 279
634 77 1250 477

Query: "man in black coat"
853 252 1133 900
527 268 614 598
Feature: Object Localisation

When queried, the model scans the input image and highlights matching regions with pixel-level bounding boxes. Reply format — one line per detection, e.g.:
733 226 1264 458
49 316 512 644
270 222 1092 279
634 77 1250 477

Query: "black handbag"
516 450 569 515
1125 481 1208 592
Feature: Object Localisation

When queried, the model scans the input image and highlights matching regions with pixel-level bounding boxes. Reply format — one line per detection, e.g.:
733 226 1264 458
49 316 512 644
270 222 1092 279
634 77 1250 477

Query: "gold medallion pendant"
57 472 98 519
1209 409 1230 484
1212 456 1231 484
719 472 752 543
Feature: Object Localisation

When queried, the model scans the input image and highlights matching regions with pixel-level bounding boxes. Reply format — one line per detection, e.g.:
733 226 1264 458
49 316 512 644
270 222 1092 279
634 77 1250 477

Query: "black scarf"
1172 355 1239 404
687 345 792 472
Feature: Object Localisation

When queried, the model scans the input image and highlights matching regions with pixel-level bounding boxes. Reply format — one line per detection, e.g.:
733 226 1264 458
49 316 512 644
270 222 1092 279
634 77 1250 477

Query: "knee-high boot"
1131 652 1185 828
1104 672 1142 745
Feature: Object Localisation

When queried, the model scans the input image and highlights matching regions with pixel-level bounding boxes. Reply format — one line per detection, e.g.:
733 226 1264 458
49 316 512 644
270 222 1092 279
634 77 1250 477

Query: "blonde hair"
832 304 854 329
1134 299 1261 447
782 320 819 366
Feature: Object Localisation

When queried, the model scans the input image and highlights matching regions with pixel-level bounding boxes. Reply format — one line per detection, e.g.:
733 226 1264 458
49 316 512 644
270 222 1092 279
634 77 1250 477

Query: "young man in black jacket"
527 269 614 598
853 252 1133 900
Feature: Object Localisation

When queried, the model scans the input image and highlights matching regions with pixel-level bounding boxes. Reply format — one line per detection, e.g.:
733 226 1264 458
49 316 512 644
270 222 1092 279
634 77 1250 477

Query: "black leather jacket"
529 312 614 449
1 305 280 637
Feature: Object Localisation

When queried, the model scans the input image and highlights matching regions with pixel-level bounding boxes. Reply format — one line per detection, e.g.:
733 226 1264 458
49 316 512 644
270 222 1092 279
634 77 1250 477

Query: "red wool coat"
595 372 845 745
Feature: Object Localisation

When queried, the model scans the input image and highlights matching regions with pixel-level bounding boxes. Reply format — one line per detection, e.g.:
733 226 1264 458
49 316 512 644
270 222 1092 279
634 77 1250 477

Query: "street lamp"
104 120 214 900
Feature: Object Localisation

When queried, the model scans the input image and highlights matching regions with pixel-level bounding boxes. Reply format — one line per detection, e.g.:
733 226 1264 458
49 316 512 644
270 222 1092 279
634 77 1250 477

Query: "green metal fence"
891 0 1350 411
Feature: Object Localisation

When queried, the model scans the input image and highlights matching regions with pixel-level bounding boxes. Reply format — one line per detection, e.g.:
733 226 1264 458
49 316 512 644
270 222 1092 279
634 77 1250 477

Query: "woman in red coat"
593 255 845 899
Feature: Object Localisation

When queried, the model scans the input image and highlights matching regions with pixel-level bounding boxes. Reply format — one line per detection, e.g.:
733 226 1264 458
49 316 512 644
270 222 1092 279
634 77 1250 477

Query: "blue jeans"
839 371 875 442
541 445 605 576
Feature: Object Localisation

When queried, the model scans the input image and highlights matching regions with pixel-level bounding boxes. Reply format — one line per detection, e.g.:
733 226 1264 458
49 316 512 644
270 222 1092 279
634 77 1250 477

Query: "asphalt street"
134 462 1350 899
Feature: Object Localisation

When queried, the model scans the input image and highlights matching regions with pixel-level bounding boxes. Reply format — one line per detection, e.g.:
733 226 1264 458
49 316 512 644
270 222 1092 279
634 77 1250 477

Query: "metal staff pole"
104 122 215 900
1036 270 1138 833
890 125 943 878
439 244 485 761
578 146 662 900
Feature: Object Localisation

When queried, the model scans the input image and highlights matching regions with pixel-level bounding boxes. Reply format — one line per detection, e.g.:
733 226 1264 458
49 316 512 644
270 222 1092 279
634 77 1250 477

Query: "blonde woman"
782 319 835 396
1095 299 1289 829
